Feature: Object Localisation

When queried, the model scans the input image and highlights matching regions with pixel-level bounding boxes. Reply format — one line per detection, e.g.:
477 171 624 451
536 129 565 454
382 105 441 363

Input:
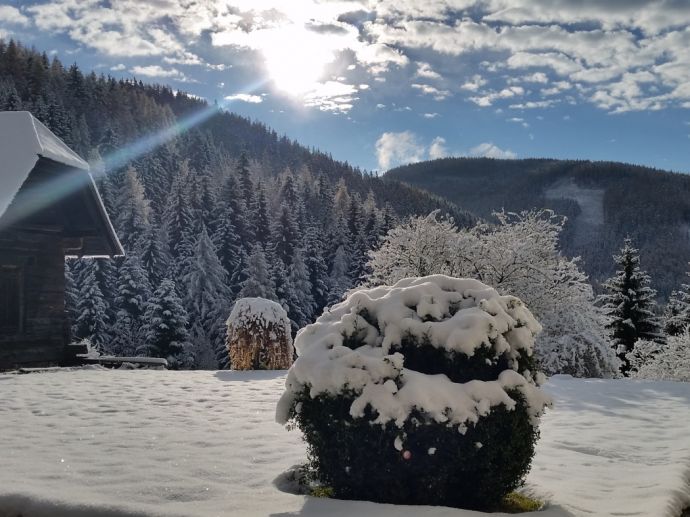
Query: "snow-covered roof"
0 111 123 257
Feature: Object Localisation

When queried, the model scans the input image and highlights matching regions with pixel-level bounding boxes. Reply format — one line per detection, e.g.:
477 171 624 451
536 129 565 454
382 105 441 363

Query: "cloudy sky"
2 0 690 172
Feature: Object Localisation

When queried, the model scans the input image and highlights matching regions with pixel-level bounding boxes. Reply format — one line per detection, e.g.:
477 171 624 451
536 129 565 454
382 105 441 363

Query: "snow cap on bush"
277 275 550 428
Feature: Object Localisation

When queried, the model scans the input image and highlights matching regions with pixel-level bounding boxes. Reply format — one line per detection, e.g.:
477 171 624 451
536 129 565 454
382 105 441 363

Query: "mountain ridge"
386 156 690 298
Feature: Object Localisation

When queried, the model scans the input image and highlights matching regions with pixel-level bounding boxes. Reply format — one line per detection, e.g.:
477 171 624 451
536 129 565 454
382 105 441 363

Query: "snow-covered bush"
227 297 293 370
277 275 550 510
628 331 690 382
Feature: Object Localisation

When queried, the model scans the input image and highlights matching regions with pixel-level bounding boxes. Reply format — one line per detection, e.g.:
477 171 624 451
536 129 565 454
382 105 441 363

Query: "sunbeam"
0 82 266 234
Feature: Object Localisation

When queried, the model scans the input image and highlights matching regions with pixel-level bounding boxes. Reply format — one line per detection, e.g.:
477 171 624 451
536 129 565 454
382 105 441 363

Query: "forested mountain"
386 157 690 298
0 39 470 368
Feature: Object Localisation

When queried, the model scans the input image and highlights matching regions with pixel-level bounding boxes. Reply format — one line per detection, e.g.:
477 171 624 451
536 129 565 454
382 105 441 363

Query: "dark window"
0 266 22 333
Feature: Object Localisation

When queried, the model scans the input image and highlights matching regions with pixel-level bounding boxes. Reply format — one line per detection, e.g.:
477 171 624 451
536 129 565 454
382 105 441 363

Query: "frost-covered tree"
366 210 617 377
628 331 690 382
110 252 152 356
600 238 663 375
366 211 460 284
270 202 299 266
328 244 351 304
213 204 243 280
239 244 277 300
181 225 231 367
116 166 150 249
303 224 330 313
663 268 690 336
137 222 170 287
284 248 315 331
253 183 271 247
163 164 194 259
537 299 620 378
140 279 193 369
73 259 109 351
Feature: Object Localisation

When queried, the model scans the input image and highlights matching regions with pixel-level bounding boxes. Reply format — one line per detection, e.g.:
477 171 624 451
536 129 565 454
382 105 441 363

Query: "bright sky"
2 0 690 173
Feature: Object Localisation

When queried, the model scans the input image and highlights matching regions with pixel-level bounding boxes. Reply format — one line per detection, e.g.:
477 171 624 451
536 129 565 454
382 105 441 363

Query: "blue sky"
1 0 690 173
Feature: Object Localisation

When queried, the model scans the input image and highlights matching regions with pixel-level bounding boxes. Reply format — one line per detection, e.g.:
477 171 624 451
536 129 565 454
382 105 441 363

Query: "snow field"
0 370 689 517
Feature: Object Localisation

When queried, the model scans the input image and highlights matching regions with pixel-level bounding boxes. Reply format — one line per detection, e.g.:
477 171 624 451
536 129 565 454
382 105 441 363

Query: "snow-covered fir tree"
181 225 231 368
600 238 663 375
284 248 316 331
137 222 171 287
72 259 110 352
239 245 277 300
116 166 150 250
140 279 193 369
110 252 152 356
663 267 690 336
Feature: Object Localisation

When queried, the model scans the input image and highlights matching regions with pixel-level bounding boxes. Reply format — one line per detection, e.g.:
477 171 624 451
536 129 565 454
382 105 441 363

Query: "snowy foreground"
0 371 689 517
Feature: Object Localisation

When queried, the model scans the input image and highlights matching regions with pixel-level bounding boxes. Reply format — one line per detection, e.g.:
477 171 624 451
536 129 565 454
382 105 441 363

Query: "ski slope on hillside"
0 370 688 517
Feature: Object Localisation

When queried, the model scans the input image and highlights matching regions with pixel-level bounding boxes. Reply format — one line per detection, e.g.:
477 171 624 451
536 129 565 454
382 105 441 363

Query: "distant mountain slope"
386 157 690 298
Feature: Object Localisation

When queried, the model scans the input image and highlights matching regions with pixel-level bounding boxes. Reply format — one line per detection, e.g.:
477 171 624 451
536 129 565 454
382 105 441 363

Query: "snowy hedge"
226 297 293 370
277 275 550 510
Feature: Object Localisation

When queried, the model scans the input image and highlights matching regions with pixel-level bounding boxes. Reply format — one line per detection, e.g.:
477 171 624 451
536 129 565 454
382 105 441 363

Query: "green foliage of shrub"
291 385 538 510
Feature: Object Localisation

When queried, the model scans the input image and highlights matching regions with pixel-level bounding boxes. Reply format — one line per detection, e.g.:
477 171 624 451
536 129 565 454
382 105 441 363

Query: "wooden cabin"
0 111 123 370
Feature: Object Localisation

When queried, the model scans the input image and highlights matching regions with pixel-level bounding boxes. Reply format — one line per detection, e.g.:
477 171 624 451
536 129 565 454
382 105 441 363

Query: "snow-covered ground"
0 370 689 517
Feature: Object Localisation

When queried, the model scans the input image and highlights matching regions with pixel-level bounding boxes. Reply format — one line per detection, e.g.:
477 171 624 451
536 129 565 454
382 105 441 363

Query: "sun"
261 25 335 96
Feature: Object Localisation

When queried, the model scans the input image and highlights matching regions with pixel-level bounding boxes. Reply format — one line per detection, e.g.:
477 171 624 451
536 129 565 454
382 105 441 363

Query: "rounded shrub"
276 275 550 510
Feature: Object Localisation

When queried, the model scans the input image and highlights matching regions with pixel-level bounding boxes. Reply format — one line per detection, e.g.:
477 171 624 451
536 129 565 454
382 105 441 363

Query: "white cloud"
468 142 517 159
0 5 30 26
523 72 549 83
411 83 451 101
303 81 359 113
18 0 690 114
469 85 525 106
225 93 263 104
510 100 558 109
423 112 440 118
416 62 441 80
130 65 195 83
110 64 126 71
461 74 487 91
429 136 448 159
375 131 426 170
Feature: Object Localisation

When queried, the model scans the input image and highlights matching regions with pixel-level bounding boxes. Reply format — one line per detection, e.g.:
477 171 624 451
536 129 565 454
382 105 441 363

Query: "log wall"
0 229 67 370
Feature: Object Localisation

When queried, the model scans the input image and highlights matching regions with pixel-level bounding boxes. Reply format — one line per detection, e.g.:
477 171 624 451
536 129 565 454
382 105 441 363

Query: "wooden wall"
0 228 66 370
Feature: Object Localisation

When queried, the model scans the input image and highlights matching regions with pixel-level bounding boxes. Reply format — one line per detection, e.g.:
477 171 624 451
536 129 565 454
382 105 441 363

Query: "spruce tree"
254 183 271 247
116 166 151 250
328 244 351 305
284 247 316 331
236 150 254 205
600 238 663 374
240 244 277 300
181 225 232 368
111 252 152 356
270 202 299 266
73 259 110 352
137 222 171 287
663 265 690 336
141 279 193 369
213 204 243 280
